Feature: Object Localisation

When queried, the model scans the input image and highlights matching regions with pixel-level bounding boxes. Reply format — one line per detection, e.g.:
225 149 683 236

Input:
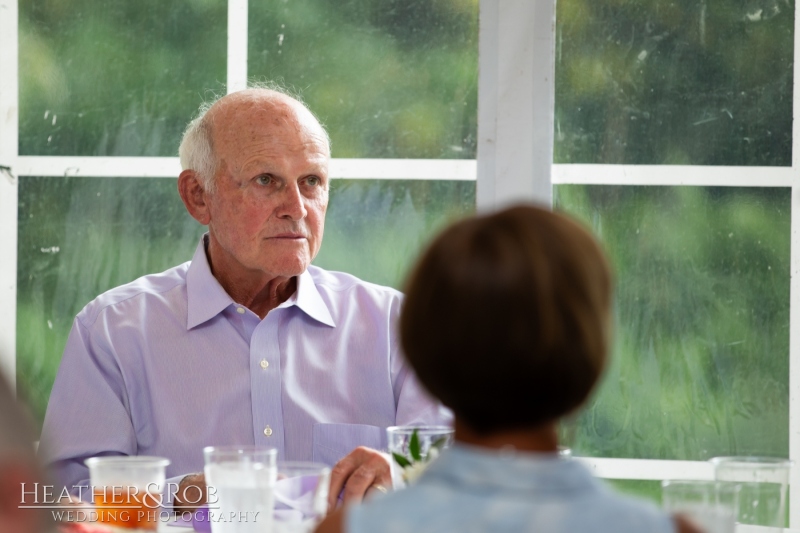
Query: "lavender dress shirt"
39 236 450 494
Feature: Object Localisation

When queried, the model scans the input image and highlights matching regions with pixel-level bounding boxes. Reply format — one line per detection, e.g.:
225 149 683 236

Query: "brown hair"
400 204 613 433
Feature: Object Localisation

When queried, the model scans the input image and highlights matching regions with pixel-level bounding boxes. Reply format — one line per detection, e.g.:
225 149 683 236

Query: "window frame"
2 0 799 524
477 0 800 524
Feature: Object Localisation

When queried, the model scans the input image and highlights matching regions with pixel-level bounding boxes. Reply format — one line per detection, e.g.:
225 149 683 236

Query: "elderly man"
39 87 450 510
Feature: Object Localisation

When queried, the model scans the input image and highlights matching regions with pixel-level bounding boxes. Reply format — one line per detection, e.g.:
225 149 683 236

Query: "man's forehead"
211 91 313 129
209 91 329 151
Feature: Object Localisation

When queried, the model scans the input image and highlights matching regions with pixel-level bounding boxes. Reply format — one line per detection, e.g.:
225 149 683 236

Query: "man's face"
203 94 330 281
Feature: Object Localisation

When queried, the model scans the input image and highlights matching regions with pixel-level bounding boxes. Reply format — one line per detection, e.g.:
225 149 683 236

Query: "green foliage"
20 0 227 156
248 0 478 159
392 452 412 468
555 0 794 165
409 429 422 461
556 186 790 459
19 0 478 159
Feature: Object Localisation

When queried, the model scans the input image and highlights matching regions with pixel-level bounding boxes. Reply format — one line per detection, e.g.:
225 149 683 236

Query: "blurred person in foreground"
316 205 700 533
39 84 449 512
0 370 53 533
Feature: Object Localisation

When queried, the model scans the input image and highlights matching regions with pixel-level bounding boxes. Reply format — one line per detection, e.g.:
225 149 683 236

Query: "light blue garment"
347 444 675 533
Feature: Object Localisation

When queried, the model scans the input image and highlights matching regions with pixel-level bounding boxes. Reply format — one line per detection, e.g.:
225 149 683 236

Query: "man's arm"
39 317 137 492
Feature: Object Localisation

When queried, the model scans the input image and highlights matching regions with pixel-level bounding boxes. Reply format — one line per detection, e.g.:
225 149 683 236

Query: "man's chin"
262 257 311 278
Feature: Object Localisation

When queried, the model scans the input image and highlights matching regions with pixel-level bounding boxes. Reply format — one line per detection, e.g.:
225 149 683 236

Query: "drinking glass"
203 445 277 533
661 480 737 533
272 461 330 533
711 456 791 528
386 426 454 489
85 455 170 531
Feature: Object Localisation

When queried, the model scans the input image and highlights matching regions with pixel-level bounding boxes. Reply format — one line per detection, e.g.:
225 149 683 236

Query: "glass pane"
555 1 794 165
248 0 479 159
19 0 226 156
316 180 476 288
17 177 475 426
17 177 203 425
556 186 790 460
605 480 662 506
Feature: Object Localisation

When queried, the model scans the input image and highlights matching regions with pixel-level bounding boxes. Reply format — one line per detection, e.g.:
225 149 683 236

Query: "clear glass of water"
711 456 792 528
662 480 737 533
203 445 277 533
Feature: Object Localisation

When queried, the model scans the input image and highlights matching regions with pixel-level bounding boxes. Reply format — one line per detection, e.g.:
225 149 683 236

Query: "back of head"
400 204 613 434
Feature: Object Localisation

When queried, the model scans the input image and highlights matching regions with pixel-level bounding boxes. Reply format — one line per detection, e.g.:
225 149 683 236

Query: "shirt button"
260 359 269 369
263 426 273 437
236 307 246 314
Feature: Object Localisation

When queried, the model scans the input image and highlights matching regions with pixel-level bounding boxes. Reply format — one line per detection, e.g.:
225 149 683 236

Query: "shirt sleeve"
393 366 453 427
388 296 453 427
39 315 138 493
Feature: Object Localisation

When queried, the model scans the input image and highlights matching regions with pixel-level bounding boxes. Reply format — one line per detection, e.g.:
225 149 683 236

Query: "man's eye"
256 174 273 185
306 176 321 186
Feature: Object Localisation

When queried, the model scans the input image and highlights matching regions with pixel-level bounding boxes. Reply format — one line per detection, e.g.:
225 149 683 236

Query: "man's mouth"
269 233 307 240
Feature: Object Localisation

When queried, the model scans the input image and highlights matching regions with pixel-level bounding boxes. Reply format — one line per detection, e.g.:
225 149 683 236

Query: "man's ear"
178 170 211 225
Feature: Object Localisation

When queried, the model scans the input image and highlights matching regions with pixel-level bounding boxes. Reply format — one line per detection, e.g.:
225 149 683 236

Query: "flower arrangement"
390 428 448 484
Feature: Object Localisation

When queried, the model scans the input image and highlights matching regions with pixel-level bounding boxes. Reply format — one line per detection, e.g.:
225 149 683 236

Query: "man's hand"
327 447 392 510
174 473 208 513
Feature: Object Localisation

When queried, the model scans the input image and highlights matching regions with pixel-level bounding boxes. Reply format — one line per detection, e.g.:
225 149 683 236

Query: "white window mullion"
477 0 556 211
579 458 714 482
14 156 478 181
553 164 796 188
0 0 19 386
227 0 249 93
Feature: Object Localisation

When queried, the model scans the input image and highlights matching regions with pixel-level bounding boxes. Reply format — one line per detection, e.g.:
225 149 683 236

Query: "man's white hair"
179 100 217 192
178 82 330 194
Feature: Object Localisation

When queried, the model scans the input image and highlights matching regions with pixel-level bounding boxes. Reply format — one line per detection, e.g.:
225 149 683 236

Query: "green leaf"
431 437 448 450
409 429 422 461
392 452 412 468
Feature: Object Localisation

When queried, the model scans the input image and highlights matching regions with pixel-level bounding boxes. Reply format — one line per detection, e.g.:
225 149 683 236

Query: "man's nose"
277 183 308 221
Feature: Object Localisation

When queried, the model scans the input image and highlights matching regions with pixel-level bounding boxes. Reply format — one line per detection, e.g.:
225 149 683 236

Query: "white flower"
401 460 429 484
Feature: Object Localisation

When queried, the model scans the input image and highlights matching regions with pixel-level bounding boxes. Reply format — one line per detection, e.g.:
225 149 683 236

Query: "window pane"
556 186 790 459
248 0 479 159
19 0 226 156
316 180 476 288
605 480 662 505
555 1 794 165
17 177 202 423
17 176 475 425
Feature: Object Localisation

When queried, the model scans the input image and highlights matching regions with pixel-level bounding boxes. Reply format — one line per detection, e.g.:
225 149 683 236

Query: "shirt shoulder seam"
77 274 188 330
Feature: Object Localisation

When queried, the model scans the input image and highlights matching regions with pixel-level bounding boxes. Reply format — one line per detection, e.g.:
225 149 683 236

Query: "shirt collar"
186 235 336 329
293 268 336 328
186 236 237 330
